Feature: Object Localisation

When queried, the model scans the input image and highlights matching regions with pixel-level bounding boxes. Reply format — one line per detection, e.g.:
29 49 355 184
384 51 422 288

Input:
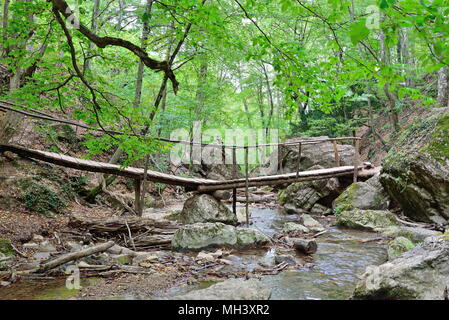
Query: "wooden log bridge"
0 141 378 224
0 144 376 191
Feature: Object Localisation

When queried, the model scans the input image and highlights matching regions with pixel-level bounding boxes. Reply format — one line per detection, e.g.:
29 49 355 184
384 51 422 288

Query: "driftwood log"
68 216 178 250
225 196 276 203
35 241 115 273
0 241 116 277
209 190 232 200
68 215 178 234
293 239 318 255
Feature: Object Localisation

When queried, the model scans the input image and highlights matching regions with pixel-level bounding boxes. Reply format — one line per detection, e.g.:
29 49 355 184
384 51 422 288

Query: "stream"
0 207 387 300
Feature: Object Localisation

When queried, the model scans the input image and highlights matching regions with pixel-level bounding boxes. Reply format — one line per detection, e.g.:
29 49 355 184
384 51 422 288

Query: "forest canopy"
1 0 449 162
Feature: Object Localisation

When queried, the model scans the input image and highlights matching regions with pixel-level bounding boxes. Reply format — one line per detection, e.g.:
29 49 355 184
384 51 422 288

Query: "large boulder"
169 278 271 300
172 222 271 251
253 136 357 176
180 194 237 225
353 237 449 300
333 175 389 212
278 166 340 212
335 209 399 231
380 226 442 243
379 111 449 223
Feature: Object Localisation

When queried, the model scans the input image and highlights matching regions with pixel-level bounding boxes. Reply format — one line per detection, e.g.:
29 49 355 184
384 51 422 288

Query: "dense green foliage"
1 0 448 162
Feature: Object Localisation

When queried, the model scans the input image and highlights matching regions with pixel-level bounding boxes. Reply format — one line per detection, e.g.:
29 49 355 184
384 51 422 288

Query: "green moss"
333 183 359 212
0 238 14 257
277 189 287 204
387 237 415 260
421 114 449 164
333 204 345 216
22 181 66 216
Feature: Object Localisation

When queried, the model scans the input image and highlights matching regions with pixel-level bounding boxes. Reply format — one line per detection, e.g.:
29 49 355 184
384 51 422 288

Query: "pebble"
210 249 223 258
32 235 44 242
23 242 39 249
196 251 215 262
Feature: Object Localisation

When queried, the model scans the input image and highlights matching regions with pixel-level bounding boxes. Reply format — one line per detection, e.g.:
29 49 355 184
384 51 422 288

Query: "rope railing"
0 100 361 150
1 100 365 226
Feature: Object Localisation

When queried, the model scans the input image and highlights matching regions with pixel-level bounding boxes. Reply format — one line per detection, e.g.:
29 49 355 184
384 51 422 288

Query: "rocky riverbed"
0 206 390 300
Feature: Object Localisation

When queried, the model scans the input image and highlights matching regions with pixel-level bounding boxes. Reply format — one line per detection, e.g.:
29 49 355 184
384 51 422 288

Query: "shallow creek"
0 207 387 300
164 208 387 300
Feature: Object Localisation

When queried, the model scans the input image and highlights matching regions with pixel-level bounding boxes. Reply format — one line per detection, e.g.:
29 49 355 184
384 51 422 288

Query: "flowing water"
0 207 387 300
252 208 387 299
163 207 387 300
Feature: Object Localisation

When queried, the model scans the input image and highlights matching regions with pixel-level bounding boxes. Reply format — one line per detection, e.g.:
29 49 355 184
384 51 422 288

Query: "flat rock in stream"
172 222 271 251
335 209 399 231
301 214 325 232
379 226 442 243
282 222 309 234
168 278 271 300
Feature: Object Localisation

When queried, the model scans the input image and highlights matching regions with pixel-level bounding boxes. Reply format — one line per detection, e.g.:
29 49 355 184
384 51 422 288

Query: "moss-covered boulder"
387 237 415 260
333 175 389 212
282 222 309 234
353 238 449 300
380 111 449 223
180 194 238 225
236 228 271 246
0 238 14 257
380 226 441 243
335 209 399 231
172 222 270 251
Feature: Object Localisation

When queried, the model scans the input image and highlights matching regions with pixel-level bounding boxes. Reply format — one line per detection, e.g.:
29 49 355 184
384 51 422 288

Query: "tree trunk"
380 24 400 131
133 0 153 110
437 67 448 108
1 0 10 58
399 27 413 87
83 0 101 72
262 63 274 136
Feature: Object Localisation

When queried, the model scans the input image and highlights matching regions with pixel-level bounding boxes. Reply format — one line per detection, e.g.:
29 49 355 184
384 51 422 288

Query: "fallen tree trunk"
35 241 115 274
68 215 179 234
133 234 173 249
225 196 276 203
209 190 232 200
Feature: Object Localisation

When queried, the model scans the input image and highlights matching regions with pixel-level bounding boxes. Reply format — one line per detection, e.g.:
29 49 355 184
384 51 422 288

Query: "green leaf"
349 20 370 45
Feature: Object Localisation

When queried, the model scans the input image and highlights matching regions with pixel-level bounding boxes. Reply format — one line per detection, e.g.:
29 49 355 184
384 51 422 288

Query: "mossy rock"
0 238 14 257
172 223 270 251
379 226 441 243
421 114 449 164
335 209 399 231
387 237 415 260
333 180 388 212
282 222 309 234
22 181 66 215
380 111 449 223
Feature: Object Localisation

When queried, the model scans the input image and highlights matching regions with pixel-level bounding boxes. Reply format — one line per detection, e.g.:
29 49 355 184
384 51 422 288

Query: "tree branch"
50 0 180 93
